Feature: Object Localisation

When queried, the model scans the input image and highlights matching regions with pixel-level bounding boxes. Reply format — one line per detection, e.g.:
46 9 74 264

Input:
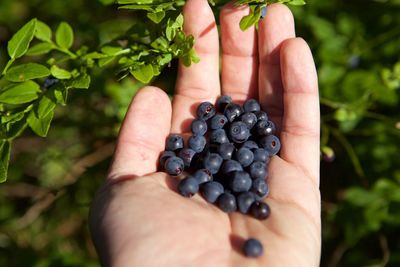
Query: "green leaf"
5 63 50 82
68 74 91 89
239 7 261 31
56 22 74 49
35 20 52 42
147 11 166 24
7 18 37 59
0 81 41 104
27 109 54 137
36 95 56 119
26 42 54 56
131 64 154 83
0 140 11 183
288 0 306 5
50 65 72 79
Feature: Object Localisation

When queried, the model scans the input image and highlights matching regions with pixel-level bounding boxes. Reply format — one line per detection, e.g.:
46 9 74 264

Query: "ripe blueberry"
249 161 267 180
191 119 207 136
243 238 263 258
178 176 199 197
188 135 206 153
200 181 224 203
218 143 236 160
197 101 216 121
166 134 184 151
193 169 213 184
253 148 270 163
259 135 281 155
237 192 256 214
224 103 243 122
251 178 269 200
210 114 228 130
159 151 175 167
203 153 223 174
216 95 232 112
241 112 258 129
164 156 184 176
255 120 276 136
235 147 254 168
217 192 237 213
255 111 268 121
178 148 196 168
229 171 252 193
221 160 243 174
210 129 229 144
229 121 250 143
250 201 271 220
243 99 261 113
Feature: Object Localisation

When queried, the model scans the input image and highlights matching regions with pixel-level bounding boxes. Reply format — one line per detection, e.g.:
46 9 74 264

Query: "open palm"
90 1 321 267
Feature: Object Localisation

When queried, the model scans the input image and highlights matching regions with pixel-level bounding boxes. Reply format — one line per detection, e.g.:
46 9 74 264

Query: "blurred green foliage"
0 0 400 266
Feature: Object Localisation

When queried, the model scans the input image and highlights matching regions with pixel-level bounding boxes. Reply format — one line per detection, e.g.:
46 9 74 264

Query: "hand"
89 1 321 266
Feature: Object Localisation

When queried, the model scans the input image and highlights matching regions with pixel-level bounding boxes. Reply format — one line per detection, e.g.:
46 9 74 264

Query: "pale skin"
89 1 321 266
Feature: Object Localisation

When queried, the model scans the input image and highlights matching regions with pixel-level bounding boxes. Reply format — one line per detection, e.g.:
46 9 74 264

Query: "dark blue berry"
178 176 199 197
250 201 271 220
241 112 258 129
164 156 184 176
216 95 232 112
253 148 270 163
210 114 228 130
193 169 213 184
243 238 263 258
178 148 196 168
203 153 223 174
255 111 268 121
200 181 224 203
217 192 237 213
241 140 259 151
210 129 229 144
197 101 216 121
224 103 243 122
188 135 206 153
218 143 236 160
221 160 243 174
229 121 250 143
235 147 254 167
191 119 207 136
251 178 269 200
260 6 267 19
159 151 175 167
166 134 184 151
43 77 59 89
237 192 256 214
259 135 281 155
229 171 252 193
255 120 276 136
243 99 261 113
249 161 267 180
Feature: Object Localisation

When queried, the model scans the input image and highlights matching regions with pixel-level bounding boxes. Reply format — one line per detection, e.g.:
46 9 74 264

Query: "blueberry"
249 161 267 180
166 134 184 151
229 121 250 143
178 176 199 197
178 148 196 168
210 114 228 130
229 171 252 193
250 201 271 220
210 129 229 144
197 101 216 121
255 120 276 136
251 178 269 200
241 140 259 151
216 95 232 112
217 192 237 213
159 151 175 167
221 160 243 174
224 103 243 122
260 5 267 19
188 135 206 153
203 153 223 174
218 143 236 160
243 238 263 258
200 181 224 203
253 148 270 163
255 111 268 121
241 112 258 129
191 119 207 136
193 169 213 184
235 147 254 168
243 99 261 113
43 77 59 89
259 135 281 155
237 192 256 214
164 156 184 176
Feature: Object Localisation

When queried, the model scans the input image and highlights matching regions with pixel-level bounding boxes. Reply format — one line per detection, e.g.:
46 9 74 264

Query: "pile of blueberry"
159 96 281 258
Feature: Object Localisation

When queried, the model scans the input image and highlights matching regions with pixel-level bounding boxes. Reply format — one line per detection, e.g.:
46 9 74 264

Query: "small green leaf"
0 81 41 104
53 85 68 105
239 9 260 31
68 74 91 89
50 65 72 79
26 42 54 56
7 18 37 59
36 95 56 119
35 20 52 42
27 109 54 137
5 63 50 82
131 64 154 83
288 0 306 5
56 22 74 49
147 11 166 24
0 140 12 183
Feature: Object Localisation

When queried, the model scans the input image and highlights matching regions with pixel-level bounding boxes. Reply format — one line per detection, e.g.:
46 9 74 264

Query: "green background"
1 0 400 266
